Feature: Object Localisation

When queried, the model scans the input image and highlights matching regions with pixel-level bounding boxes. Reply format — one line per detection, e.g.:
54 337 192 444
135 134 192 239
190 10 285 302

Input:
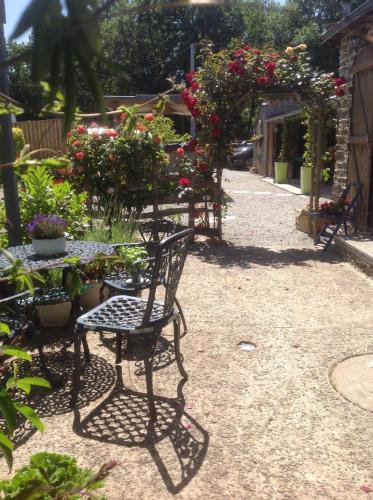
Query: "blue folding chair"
314 182 362 250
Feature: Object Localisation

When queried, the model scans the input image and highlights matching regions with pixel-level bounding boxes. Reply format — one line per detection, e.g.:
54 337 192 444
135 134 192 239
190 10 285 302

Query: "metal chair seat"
0 312 31 340
103 269 152 294
77 295 175 334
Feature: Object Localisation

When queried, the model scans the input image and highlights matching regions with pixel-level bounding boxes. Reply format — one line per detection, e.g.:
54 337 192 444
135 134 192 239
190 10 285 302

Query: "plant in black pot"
117 246 148 287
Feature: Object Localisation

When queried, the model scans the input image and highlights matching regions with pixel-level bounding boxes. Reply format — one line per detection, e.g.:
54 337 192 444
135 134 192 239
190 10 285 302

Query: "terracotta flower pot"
80 280 109 311
36 301 72 328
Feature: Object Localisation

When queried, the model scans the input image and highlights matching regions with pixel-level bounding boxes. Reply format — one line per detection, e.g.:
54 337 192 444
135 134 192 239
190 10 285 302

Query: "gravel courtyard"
2 170 373 499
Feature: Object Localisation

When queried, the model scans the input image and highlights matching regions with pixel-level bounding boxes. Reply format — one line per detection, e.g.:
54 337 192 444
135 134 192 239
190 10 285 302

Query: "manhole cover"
330 354 373 412
237 341 256 352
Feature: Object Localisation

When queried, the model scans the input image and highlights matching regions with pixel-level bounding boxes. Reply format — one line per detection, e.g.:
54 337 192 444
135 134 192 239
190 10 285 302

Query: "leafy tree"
7 41 45 120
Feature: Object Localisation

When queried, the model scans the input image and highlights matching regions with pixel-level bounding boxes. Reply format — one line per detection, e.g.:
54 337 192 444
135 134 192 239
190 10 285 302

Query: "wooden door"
349 47 373 229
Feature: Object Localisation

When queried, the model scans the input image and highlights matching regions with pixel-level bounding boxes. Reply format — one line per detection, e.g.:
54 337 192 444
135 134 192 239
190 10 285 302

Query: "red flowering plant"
319 200 343 217
66 108 169 213
178 40 341 163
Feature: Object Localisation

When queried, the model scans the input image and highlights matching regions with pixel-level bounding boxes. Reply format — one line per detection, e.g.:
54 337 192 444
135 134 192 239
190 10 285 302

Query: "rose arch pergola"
178 40 346 239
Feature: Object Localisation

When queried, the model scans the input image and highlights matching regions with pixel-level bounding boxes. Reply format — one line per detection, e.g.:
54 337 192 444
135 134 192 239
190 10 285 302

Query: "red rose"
104 129 118 137
66 131 72 139
145 113 154 122
209 114 220 124
242 44 251 51
121 113 127 121
181 88 190 101
213 202 221 210
254 49 262 55
75 151 85 161
336 87 345 97
335 76 346 86
187 96 197 109
198 162 209 173
176 147 185 157
265 61 276 76
76 126 86 135
191 108 201 118
108 154 118 163
179 177 190 187
153 135 161 144
188 138 198 152
228 61 244 75
185 71 195 84
73 140 81 147
136 123 147 132
234 48 245 58
212 128 221 137
191 81 199 91
257 75 269 85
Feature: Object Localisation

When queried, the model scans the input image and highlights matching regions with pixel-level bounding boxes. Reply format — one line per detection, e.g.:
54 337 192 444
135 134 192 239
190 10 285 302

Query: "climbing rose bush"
179 40 345 160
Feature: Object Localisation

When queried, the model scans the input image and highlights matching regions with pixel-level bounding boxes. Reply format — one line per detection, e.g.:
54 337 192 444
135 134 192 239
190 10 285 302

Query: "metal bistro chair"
100 219 188 334
314 181 362 250
70 228 194 421
0 290 46 371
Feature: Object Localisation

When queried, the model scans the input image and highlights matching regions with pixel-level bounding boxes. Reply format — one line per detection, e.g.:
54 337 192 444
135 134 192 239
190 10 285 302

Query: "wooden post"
152 161 159 222
216 163 223 240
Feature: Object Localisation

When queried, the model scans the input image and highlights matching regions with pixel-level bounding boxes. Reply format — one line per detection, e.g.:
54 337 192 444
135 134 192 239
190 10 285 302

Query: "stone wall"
333 17 373 199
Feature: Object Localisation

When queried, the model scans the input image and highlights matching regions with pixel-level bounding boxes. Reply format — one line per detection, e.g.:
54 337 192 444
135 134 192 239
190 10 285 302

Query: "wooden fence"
15 119 67 158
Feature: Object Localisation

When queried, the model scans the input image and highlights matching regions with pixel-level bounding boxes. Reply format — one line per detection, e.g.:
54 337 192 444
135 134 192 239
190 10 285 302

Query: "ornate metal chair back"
142 228 194 326
139 219 176 246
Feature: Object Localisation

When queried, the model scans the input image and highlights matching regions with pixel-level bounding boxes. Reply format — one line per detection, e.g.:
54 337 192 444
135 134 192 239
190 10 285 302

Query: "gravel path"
2 170 373 499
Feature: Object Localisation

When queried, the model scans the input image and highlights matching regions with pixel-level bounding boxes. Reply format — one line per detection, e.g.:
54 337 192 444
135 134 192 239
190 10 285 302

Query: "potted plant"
274 142 288 184
319 200 343 222
300 162 312 195
35 269 72 328
28 214 67 256
80 258 109 310
117 246 148 286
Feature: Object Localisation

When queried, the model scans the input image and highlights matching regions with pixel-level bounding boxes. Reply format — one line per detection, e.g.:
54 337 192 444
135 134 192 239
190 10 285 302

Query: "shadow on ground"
190 242 343 269
99 333 176 376
19 352 116 417
73 366 209 495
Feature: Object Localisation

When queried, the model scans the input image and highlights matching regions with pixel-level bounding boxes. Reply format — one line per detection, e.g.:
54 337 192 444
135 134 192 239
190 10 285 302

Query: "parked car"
227 142 254 169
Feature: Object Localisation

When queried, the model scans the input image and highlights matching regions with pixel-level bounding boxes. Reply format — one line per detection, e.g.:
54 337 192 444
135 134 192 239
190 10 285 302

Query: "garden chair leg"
116 333 122 364
174 297 187 336
99 283 106 304
143 347 157 423
70 327 83 407
173 315 188 379
82 332 91 363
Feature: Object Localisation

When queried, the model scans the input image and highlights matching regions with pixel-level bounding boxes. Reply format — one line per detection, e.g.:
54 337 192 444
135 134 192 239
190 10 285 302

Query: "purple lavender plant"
27 214 67 239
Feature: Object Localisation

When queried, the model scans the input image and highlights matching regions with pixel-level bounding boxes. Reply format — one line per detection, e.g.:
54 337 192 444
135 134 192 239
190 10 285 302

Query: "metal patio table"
0 241 115 384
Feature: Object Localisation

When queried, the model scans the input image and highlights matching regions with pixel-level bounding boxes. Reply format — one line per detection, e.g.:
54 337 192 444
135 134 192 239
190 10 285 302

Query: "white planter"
32 237 66 256
36 301 72 327
80 280 109 311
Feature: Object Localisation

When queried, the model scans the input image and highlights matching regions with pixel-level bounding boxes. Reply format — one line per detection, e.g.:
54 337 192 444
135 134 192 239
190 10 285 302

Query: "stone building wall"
333 17 373 198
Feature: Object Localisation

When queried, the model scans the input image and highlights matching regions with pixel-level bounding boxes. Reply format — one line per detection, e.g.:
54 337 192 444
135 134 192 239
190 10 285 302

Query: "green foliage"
7 41 45 121
67 119 168 213
0 452 114 498
12 128 25 158
118 246 148 275
11 164 89 243
144 115 190 144
0 343 50 470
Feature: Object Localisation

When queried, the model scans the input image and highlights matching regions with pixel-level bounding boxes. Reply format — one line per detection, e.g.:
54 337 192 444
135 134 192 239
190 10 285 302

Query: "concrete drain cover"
330 354 373 412
237 341 256 352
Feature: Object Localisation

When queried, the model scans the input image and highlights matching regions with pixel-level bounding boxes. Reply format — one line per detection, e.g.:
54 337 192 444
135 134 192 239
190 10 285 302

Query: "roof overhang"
322 0 373 44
